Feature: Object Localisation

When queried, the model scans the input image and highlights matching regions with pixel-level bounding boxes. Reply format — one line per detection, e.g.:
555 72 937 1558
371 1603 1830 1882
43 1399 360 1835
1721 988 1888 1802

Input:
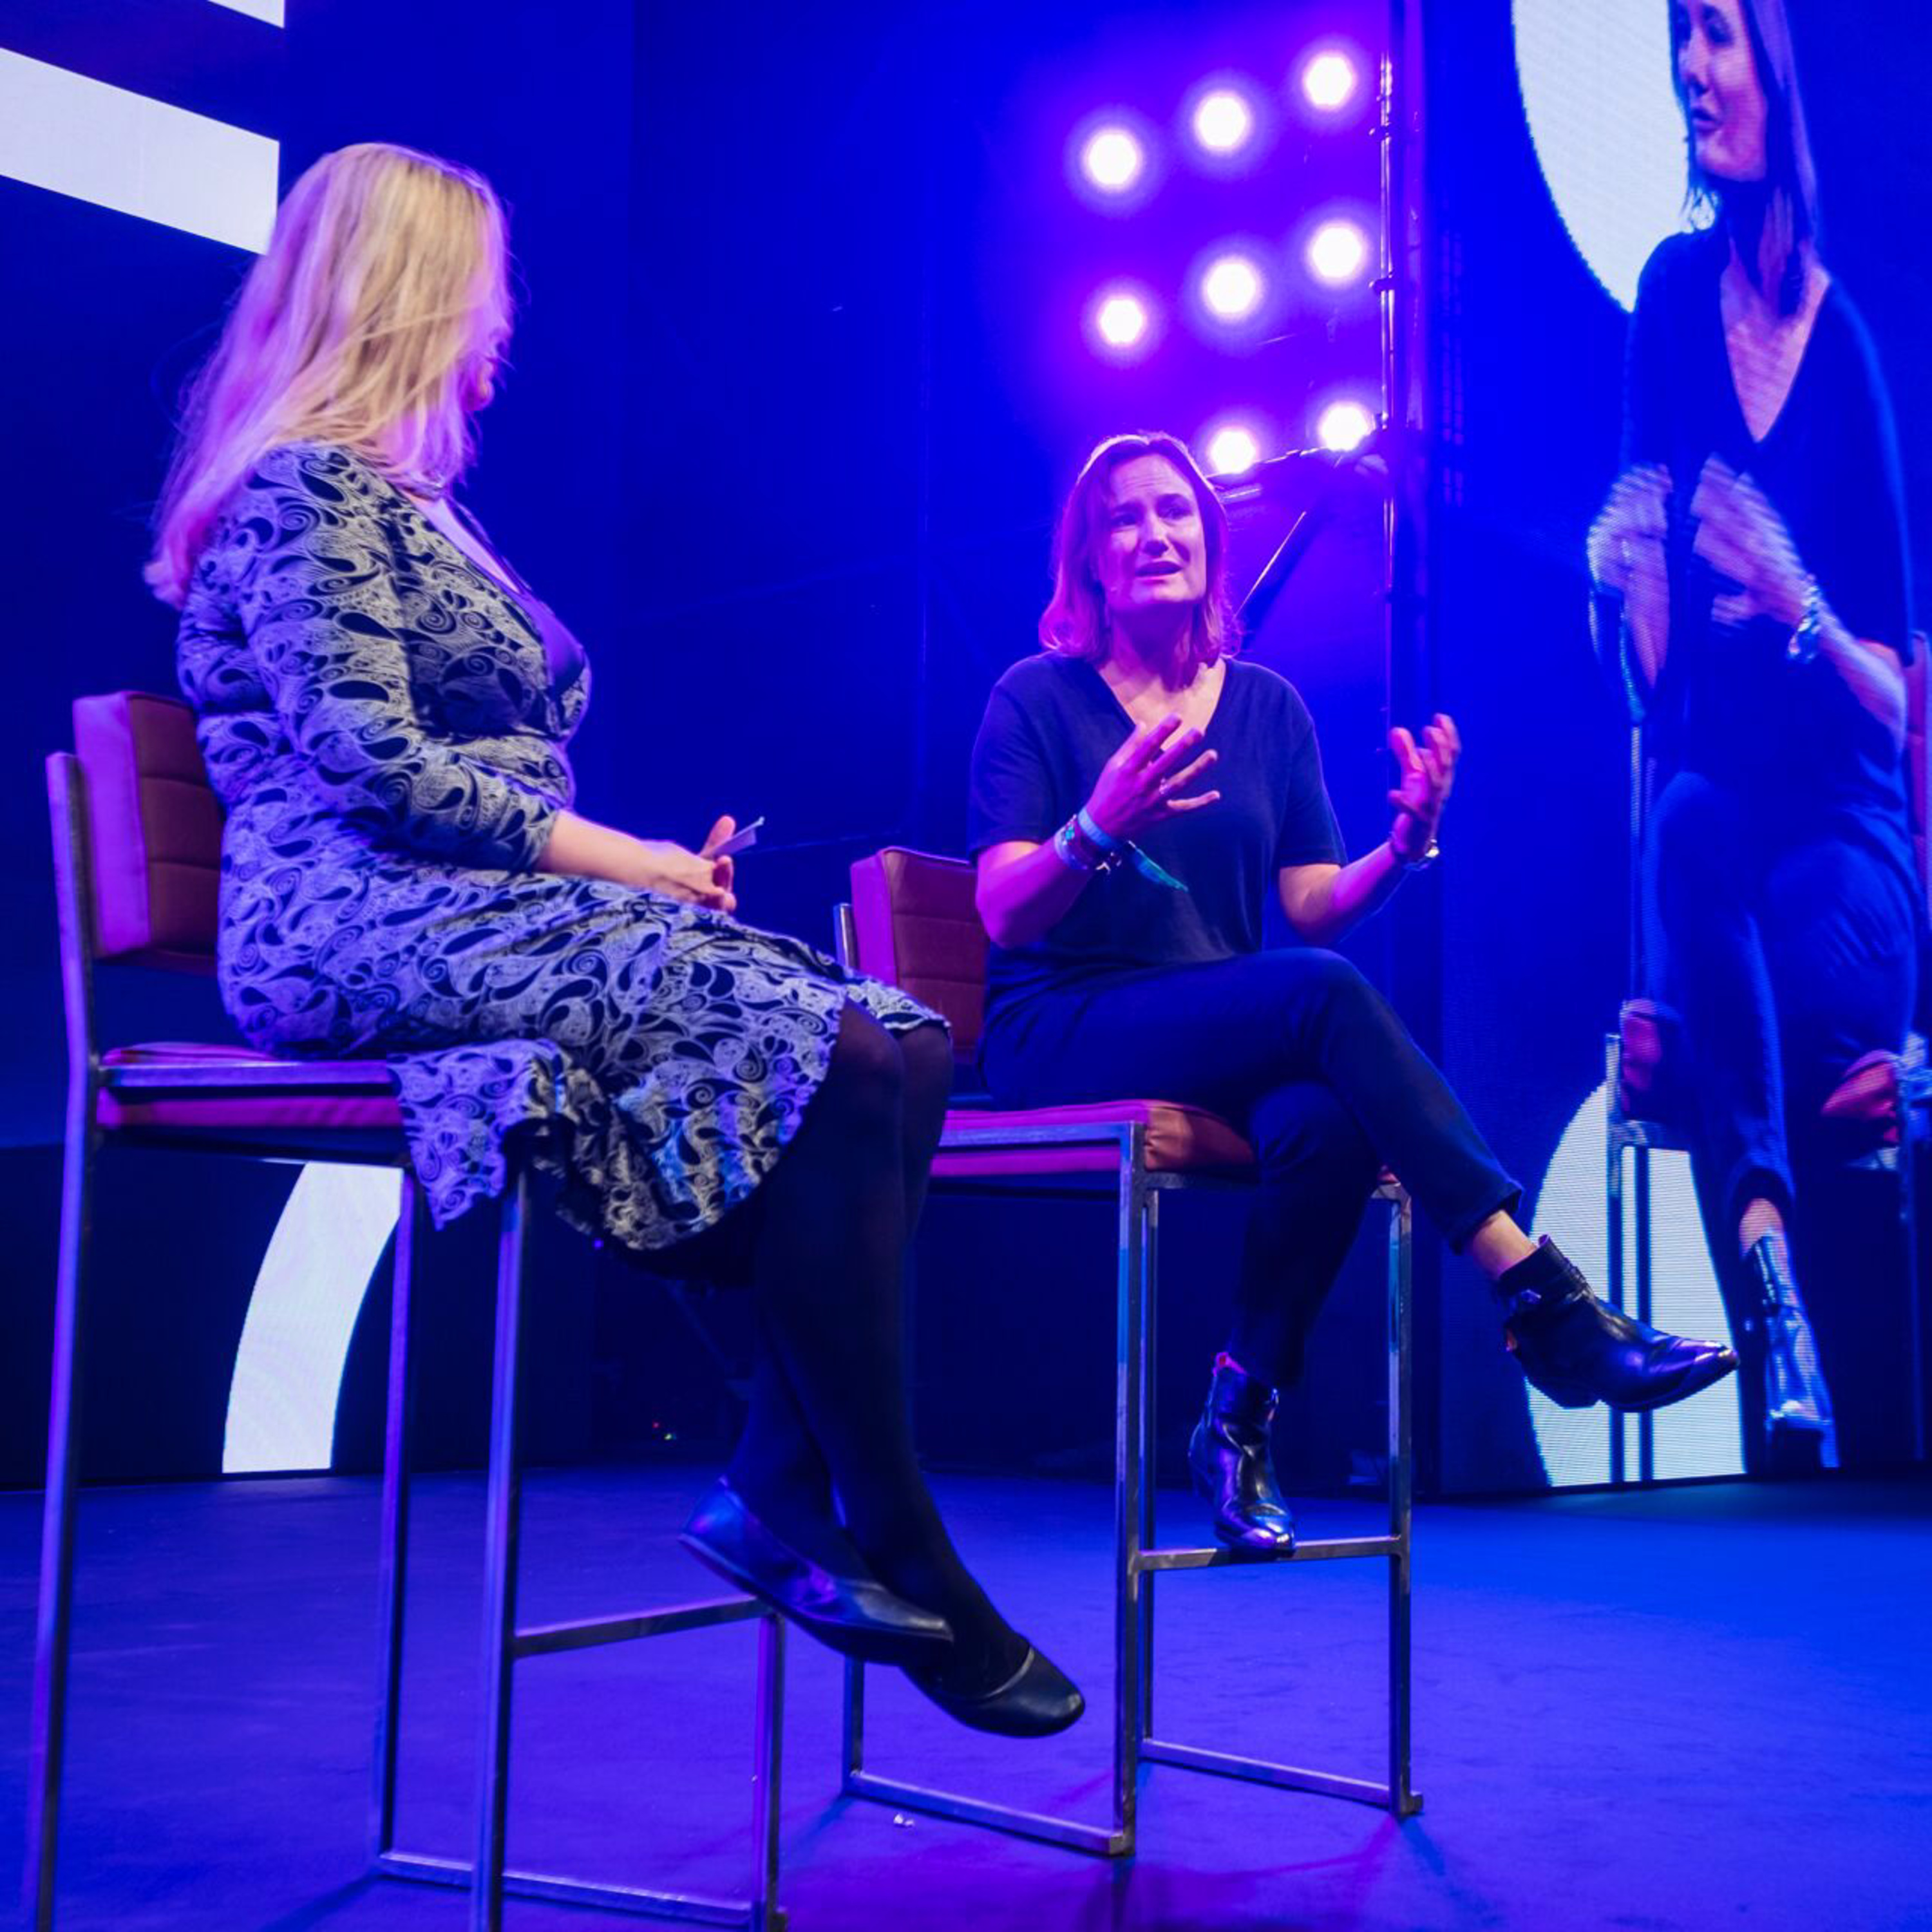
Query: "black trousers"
981 949 1520 1389
1645 770 1917 1245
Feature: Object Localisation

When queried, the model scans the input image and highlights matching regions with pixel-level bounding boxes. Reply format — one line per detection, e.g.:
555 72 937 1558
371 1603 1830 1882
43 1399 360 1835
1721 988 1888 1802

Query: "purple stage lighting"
1080 124 1145 194
1200 252 1266 323
1088 284 1157 359
1191 87 1255 156
1316 398 1376 451
1300 48 1361 114
1306 218 1370 287
1205 422 1264 477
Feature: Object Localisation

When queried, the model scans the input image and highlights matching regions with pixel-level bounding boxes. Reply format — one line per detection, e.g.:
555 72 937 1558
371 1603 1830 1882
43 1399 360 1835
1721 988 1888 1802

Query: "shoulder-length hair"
147 142 512 605
1038 431 1242 667
1674 0 1819 314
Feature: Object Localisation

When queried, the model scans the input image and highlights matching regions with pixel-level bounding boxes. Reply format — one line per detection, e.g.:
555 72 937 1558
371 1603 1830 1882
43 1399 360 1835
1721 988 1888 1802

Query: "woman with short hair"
155 142 1079 1736
971 432 1735 1543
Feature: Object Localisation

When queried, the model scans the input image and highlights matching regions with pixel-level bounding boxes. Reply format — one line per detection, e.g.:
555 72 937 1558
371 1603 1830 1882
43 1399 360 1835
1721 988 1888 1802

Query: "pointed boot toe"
1498 1239 1737 1414
679 1480 954 1668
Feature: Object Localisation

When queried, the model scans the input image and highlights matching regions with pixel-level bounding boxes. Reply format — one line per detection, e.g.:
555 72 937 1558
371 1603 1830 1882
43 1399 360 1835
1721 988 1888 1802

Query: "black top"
966 653 1345 1019
1625 229 1915 886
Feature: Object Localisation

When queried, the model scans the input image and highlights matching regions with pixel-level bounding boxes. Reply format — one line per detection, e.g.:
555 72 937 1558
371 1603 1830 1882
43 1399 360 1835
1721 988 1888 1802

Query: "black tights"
678 1006 1021 1683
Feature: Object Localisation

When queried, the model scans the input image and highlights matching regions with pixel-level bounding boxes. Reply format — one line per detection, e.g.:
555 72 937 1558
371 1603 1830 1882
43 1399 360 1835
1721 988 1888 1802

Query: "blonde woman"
153 143 1080 1736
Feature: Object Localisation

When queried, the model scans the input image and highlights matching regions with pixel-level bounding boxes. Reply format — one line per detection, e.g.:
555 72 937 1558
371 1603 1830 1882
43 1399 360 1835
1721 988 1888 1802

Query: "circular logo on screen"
1513 0 1701 310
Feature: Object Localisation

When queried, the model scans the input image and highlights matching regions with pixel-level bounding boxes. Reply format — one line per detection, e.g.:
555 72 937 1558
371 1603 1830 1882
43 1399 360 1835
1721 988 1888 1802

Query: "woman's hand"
699 815 739 904
538 810 737 910
1587 464 1672 600
1085 712 1221 844
1387 713 1459 859
611 826 736 911
1689 455 1809 630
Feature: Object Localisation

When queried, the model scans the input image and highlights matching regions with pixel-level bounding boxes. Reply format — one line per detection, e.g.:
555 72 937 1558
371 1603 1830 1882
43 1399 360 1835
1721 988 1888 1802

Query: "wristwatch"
1786 575 1825 667
1392 829 1441 871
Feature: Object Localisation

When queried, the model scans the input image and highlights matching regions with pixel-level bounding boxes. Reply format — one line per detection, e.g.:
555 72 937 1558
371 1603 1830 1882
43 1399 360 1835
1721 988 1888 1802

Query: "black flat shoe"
679 1480 954 1668
1188 1356 1296 1553
904 1643 1085 1739
1741 1235 1839 1472
1497 1238 1738 1412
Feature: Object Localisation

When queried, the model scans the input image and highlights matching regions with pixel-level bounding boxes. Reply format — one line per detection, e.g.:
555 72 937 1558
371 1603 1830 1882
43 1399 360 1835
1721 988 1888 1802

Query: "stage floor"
2 1466 1927 1932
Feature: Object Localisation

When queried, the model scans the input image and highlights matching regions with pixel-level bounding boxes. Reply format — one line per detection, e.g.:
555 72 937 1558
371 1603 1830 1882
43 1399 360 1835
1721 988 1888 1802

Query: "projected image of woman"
1587 0 1917 1472
149 143 1081 1736
969 433 1736 1549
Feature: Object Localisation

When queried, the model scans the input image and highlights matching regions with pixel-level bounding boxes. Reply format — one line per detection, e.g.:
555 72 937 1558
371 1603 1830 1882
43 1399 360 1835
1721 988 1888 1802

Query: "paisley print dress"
176 441 936 1253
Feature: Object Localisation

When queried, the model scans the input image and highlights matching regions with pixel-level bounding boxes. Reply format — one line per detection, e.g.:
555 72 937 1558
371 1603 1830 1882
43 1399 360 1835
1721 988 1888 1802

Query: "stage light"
1301 49 1361 113
1307 218 1370 287
1191 87 1255 156
1316 399 1376 451
1080 124 1144 194
1205 422 1264 477
1200 252 1266 323
1089 285 1156 358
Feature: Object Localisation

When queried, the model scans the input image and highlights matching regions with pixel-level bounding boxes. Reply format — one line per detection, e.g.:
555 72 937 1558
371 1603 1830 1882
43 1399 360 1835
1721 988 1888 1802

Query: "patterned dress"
176 441 936 1253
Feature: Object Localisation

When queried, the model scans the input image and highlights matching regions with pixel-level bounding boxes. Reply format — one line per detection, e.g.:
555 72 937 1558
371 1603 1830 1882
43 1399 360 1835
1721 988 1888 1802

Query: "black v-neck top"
966 652 1345 1018
1625 229 1914 886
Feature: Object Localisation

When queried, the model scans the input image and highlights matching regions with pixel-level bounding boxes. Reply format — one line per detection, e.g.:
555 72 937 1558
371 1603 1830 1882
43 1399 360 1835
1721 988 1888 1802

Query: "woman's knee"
1251 1083 1381 1197
895 1019 955 1116
1648 773 1738 900
819 1005 905 1133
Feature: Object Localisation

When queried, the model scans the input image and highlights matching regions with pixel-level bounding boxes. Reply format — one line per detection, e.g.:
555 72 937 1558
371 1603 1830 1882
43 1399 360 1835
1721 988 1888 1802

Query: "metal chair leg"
472 1169 531 1932
1386 1188 1420 1817
748 1616 786 1932
371 1170 421 1862
24 1108 96 1930
1110 1139 1153 1859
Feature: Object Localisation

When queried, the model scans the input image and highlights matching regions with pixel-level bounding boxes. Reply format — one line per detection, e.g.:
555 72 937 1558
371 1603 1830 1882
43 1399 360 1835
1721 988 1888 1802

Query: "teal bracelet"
1077 806 1122 853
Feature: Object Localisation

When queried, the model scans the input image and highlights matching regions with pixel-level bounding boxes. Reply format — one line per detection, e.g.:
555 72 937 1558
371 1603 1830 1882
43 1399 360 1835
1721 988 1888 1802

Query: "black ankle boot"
1188 1355 1295 1552
1741 1235 1839 1472
1496 1238 1738 1413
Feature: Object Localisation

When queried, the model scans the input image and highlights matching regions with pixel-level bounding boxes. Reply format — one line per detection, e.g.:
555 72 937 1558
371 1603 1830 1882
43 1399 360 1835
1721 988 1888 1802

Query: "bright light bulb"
1317 399 1376 451
1081 125 1144 193
1302 51 1360 112
1200 254 1265 321
1191 88 1255 155
1307 219 1370 287
1094 291 1151 350
1206 424 1263 476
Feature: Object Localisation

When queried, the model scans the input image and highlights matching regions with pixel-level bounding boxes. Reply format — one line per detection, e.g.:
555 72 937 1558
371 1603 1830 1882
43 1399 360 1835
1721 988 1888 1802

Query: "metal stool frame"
836 1110 1420 1859
30 748 786 1932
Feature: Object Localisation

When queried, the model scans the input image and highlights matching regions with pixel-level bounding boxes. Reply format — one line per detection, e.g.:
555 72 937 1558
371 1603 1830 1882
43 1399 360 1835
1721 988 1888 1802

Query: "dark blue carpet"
2 1468 1927 1931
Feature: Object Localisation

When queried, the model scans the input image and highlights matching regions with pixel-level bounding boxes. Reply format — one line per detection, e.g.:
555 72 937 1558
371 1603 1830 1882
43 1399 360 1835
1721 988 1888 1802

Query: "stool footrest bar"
512 1595 764 1658
842 1770 1128 1857
1136 1534 1397 1573
1139 1739 1421 1812
378 1850 774 1928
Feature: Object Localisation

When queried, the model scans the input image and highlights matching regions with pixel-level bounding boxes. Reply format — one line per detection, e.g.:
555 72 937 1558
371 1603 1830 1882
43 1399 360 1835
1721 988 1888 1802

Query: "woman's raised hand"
1587 463 1672 600
1387 713 1459 858
1085 712 1221 844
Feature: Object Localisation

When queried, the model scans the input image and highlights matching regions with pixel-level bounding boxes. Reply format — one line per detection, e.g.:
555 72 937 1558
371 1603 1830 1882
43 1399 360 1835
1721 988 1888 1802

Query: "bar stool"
831 847 1419 1858
30 692 786 1931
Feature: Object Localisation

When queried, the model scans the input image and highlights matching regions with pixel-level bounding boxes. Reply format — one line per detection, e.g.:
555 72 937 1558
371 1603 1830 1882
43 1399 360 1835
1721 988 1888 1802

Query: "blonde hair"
1037 431 1241 667
147 141 512 605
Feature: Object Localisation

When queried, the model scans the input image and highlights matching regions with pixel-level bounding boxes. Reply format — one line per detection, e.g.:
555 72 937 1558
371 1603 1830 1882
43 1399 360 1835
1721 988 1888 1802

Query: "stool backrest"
64 691 221 973
849 848 988 1063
